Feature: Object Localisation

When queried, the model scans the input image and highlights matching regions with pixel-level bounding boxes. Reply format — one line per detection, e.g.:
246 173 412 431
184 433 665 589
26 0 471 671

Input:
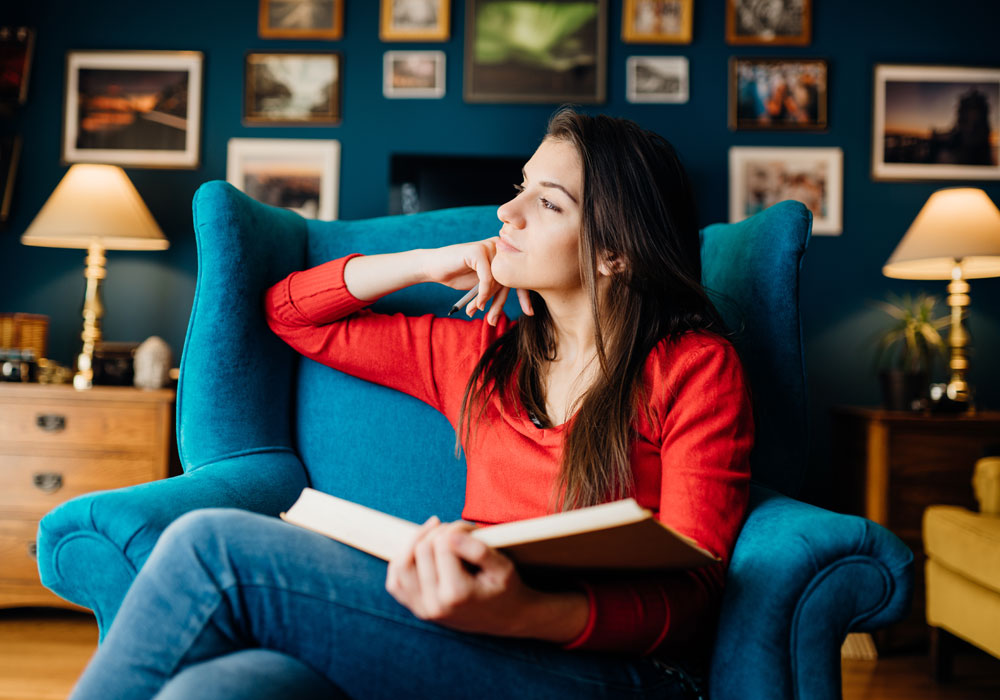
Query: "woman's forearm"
342 249 430 302
513 588 590 644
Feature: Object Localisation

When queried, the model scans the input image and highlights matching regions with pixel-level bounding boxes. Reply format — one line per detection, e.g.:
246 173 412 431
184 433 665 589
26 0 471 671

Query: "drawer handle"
36 414 66 432
28 541 37 560
33 472 63 493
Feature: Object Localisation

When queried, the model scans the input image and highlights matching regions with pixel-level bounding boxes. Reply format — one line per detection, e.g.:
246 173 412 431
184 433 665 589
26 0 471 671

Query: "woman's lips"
497 236 521 252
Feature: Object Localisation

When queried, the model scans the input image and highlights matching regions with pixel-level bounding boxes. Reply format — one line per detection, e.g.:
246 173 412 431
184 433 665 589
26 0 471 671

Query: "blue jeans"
69 509 703 700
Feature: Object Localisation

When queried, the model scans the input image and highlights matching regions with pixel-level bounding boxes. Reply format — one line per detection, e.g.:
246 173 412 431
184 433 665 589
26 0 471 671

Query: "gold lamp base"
73 241 106 391
942 270 975 414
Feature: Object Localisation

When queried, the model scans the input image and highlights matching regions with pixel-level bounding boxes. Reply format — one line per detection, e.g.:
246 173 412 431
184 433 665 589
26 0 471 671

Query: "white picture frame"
226 138 340 221
729 146 843 235
63 50 203 169
626 56 688 104
383 50 446 99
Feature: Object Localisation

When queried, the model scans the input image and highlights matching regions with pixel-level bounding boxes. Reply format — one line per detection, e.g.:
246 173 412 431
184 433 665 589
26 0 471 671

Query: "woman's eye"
540 198 561 212
512 183 525 194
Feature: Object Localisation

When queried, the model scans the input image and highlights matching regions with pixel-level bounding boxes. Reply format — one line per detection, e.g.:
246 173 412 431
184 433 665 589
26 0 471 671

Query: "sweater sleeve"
562 340 754 656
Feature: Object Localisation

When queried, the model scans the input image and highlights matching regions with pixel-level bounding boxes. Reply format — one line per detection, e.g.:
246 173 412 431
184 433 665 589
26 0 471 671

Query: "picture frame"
726 0 811 46
226 138 341 221
622 0 692 44
380 0 450 41
258 0 344 40
872 64 1000 181
626 56 688 104
244 52 342 125
729 146 843 235
1 134 22 224
62 50 203 169
464 0 607 104
0 26 35 112
729 57 827 131
384 51 446 99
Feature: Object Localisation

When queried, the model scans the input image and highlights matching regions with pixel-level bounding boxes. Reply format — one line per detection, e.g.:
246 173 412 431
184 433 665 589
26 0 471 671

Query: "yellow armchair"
923 455 1000 682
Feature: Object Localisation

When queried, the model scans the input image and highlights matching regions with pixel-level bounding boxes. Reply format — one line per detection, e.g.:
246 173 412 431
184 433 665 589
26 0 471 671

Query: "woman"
69 109 753 700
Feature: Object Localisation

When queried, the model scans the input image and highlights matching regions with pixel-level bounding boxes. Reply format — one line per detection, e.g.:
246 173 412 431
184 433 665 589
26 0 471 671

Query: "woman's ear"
597 251 626 277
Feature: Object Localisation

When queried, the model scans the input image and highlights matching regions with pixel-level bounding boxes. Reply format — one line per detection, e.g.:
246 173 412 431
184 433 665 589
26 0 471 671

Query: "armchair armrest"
709 485 913 700
37 451 308 639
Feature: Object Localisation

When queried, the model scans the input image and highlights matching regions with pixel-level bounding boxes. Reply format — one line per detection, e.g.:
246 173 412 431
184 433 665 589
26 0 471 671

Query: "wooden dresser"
0 383 175 609
830 405 1000 651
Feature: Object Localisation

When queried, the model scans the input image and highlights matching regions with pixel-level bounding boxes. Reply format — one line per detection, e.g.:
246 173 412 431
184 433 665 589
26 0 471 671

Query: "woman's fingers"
516 288 534 316
487 286 510 325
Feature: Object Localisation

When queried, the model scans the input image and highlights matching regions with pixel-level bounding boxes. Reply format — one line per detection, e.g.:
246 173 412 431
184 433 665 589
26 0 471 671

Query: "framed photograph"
872 64 1000 181
384 51 446 98
244 52 341 125
626 56 688 103
0 27 35 112
380 0 450 41
622 0 692 44
464 0 606 104
730 57 827 130
62 50 203 169
1 135 22 224
726 0 811 46
729 146 843 235
258 0 344 40
227 138 340 220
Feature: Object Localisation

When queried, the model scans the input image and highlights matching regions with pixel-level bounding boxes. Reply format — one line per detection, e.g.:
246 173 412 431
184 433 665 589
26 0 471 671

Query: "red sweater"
264 254 754 658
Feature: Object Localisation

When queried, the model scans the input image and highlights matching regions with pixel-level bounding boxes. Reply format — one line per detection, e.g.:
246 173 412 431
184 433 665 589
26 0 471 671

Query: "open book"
280 488 719 570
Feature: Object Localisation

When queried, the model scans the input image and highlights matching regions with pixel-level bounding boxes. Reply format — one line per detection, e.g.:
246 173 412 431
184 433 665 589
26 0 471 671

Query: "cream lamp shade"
883 188 1000 280
21 164 168 251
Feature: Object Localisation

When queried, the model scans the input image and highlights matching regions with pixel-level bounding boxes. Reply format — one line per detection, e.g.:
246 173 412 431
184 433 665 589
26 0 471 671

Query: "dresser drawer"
0 399 159 450
0 519 43 585
0 452 157 516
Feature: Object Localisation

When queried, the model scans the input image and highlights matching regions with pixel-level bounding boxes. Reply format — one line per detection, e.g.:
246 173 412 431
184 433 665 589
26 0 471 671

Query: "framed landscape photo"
380 0 450 41
872 64 1000 181
729 146 843 235
0 26 35 112
384 51 446 98
244 52 341 125
258 0 344 40
226 138 340 220
626 56 688 103
726 0 810 46
464 0 607 104
730 57 827 130
62 50 203 169
622 0 692 44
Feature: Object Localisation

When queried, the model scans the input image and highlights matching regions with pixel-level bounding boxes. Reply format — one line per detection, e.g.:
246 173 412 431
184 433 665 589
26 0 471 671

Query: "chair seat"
924 505 1000 594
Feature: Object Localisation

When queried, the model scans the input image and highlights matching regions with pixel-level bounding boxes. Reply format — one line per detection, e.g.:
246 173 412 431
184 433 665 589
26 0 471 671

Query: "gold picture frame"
725 0 811 46
243 52 342 126
622 0 693 44
380 0 450 42
258 0 344 40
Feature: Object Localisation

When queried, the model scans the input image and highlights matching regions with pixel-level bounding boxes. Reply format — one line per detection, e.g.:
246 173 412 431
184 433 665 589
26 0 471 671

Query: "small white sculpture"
134 336 173 390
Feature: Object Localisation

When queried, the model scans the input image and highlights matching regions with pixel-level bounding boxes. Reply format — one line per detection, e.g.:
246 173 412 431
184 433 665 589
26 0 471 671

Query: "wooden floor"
2 608 1000 699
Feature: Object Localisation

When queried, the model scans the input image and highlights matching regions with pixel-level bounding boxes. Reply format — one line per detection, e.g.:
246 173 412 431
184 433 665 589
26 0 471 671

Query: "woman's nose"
497 196 524 228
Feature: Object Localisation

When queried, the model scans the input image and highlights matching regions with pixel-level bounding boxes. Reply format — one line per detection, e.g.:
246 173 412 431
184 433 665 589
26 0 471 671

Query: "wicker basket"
0 313 49 360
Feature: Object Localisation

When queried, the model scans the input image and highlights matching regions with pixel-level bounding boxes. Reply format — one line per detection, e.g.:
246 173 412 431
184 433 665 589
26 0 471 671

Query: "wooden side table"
830 405 1000 652
0 383 176 609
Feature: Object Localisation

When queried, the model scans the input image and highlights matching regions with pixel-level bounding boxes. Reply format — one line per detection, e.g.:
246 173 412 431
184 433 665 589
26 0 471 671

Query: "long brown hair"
457 108 733 512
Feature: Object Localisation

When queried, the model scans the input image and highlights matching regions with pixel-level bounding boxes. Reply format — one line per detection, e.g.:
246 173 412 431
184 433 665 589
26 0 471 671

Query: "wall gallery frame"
464 0 606 104
258 0 344 40
226 138 340 221
621 0 693 44
729 146 843 235
872 64 1000 181
730 57 827 131
62 50 203 169
380 0 450 41
384 51 446 98
725 0 811 46
0 26 35 112
626 56 688 103
244 52 342 125
0 135 21 224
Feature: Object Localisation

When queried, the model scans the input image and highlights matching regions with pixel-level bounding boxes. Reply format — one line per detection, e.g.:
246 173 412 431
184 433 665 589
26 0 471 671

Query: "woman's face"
492 138 585 295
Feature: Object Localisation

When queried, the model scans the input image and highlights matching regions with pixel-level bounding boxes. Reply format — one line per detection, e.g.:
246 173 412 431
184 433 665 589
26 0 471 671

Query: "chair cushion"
923 505 1000 594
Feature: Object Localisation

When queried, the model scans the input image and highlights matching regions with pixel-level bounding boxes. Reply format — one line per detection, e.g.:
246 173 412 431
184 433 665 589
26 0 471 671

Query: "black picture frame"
0 134 22 225
729 57 828 131
0 26 35 113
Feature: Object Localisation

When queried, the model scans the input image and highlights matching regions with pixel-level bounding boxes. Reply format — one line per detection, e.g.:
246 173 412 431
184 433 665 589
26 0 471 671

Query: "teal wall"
2 0 999 503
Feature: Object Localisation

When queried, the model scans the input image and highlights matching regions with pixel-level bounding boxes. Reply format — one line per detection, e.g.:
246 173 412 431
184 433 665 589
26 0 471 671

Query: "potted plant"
868 292 950 411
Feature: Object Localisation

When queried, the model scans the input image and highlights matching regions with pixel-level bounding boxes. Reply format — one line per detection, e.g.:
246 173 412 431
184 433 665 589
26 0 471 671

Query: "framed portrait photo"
726 0 810 46
244 52 341 125
226 138 340 221
872 64 1000 181
730 57 827 130
380 0 450 41
384 51 446 98
464 0 607 104
622 0 692 44
62 50 203 169
258 0 344 40
626 56 688 104
0 27 35 112
729 146 843 235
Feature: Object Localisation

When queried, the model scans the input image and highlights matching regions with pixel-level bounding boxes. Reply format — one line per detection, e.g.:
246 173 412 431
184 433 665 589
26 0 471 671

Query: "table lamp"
883 187 1000 412
21 164 169 391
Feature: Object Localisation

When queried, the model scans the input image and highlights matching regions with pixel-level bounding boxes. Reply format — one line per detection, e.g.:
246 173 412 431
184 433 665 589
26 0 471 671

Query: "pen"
448 288 479 316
